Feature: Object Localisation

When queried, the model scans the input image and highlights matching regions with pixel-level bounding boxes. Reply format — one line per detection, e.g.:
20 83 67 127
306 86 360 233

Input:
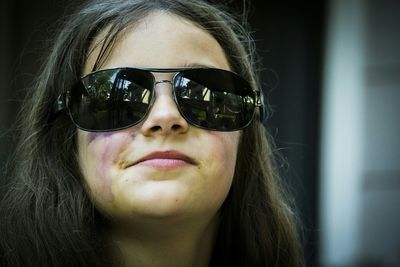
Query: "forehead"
83 11 230 75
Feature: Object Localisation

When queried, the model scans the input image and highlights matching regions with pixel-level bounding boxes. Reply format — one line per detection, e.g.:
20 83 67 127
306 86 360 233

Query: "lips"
126 150 197 169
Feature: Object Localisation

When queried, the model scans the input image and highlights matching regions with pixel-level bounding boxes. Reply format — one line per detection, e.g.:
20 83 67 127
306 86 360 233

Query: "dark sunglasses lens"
174 69 255 131
68 68 153 131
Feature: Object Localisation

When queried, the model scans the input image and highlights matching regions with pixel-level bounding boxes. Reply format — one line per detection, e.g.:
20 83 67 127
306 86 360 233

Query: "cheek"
202 132 240 207
201 131 240 190
78 130 135 202
208 132 240 164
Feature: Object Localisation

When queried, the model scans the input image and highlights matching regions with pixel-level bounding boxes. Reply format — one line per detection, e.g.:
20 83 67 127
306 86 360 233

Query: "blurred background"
0 0 399 266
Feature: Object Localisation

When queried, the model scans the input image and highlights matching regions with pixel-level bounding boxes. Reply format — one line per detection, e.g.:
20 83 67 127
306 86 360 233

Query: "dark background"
1 1 325 266
248 2 325 266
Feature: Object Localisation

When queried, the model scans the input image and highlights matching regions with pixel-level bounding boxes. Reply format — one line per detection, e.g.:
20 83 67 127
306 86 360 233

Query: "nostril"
151 124 181 132
148 124 183 134
150 125 162 132
171 124 181 130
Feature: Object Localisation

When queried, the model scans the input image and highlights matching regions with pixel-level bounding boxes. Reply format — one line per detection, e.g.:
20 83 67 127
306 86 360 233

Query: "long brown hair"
0 0 304 266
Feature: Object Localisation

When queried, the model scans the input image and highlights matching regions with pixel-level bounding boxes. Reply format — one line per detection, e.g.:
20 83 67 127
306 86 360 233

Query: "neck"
109 215 219 267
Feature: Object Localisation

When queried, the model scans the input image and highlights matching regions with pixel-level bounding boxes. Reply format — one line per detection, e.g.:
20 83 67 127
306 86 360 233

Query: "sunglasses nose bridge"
140 78 190 136
155 79 173 86
153 79 177 102
150 79 181 116
154 80 174 95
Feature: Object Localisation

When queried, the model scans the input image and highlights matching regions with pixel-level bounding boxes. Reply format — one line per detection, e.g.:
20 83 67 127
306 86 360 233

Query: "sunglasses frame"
55 67 263 132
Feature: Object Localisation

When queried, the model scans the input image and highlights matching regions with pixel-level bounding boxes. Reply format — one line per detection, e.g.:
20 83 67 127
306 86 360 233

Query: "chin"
108 183 196 218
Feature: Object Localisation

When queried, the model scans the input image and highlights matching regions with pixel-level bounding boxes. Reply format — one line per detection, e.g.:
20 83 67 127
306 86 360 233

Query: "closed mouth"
125 150 198 168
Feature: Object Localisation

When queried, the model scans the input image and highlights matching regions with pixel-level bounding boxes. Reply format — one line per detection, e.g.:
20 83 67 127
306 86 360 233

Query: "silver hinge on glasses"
54 92 68 113
255 90 263 107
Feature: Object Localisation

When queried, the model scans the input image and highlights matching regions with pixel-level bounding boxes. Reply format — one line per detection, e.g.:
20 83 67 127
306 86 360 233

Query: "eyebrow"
181 62 217 69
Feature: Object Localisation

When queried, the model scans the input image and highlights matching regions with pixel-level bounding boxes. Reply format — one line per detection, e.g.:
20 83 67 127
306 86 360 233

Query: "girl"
0 0 304 266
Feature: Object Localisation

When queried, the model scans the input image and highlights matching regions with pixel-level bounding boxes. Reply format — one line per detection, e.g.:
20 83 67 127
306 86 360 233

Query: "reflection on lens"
174 69 256 131
69 68 154 131
67 67 256 131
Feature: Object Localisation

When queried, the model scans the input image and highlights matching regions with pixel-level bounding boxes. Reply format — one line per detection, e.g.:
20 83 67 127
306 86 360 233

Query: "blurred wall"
320 0 400 266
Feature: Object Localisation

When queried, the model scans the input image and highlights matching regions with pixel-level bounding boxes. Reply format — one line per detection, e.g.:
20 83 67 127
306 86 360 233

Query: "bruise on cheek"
87 131 115 144
97 139 114 201
84 131 134 202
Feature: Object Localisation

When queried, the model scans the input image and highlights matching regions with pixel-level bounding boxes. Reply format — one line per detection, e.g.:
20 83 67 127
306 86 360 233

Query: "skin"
77 11 240 267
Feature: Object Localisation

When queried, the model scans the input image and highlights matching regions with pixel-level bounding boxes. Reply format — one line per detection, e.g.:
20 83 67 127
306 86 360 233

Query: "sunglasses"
56 67 262 132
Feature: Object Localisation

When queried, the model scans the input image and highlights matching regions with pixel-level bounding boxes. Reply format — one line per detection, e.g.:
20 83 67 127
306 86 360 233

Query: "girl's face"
77 12 240 222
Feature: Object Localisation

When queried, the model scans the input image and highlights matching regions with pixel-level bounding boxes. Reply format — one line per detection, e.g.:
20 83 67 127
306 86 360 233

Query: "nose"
140 81 189 136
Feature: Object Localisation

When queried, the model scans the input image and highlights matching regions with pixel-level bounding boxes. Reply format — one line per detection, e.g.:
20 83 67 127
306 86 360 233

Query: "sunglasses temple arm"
256 90 266 123
54 93 67 113
48 93 68 124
